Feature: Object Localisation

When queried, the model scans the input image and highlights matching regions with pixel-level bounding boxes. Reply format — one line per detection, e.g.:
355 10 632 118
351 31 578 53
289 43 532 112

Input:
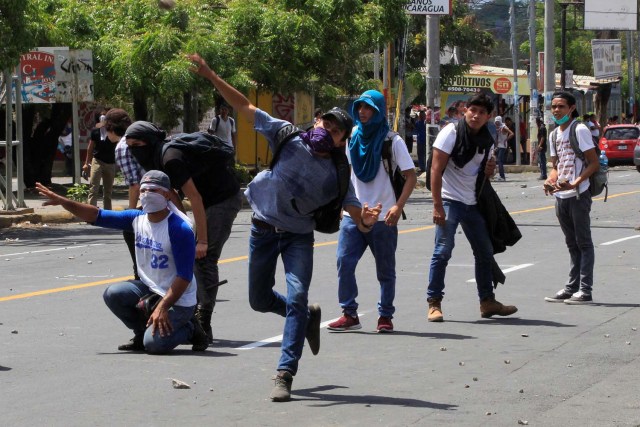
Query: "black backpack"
381 132 407 220
551 121 608 201
270 124 350 234
162 131 235 175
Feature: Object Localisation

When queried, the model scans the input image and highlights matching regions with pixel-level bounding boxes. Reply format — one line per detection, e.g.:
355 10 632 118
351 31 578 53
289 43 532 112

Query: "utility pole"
528 0 538 166
627 31 635 121
425 15 440 157
509 0 521 165
544 0 555 125
560 3 569 90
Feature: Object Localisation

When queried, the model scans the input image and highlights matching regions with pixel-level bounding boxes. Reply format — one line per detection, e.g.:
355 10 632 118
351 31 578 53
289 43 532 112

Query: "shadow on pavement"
292 384 458 409
446 318 576 328
96 348 237 358
593 302 640 308
0 365 12 371
328 330 476 340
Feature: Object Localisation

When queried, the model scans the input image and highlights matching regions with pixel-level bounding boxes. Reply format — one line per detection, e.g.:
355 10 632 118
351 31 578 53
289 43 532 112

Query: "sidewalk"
0 165 539 229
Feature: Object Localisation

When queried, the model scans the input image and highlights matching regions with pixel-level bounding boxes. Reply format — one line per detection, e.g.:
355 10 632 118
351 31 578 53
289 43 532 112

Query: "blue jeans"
538 150 547 178
417 137 427 171
555 192 594 294
496 147 506 179
247 224 314 376
336 216 398 318
428 199 495 301
103 280 195 354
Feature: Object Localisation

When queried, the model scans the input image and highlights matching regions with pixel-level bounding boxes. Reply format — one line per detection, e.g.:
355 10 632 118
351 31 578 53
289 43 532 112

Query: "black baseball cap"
321 107 353 132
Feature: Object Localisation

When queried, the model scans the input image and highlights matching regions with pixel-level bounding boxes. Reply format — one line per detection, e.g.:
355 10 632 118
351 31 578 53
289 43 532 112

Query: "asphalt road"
1 168 640 426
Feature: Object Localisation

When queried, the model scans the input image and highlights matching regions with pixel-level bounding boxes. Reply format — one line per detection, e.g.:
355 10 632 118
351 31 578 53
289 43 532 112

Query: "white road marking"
600 235 640 246
236 314 367 350
466 263 534 283
0 244 104 258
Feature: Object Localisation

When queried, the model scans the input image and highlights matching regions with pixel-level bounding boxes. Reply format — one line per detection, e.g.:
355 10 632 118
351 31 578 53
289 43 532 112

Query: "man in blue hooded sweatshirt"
327 90 417 333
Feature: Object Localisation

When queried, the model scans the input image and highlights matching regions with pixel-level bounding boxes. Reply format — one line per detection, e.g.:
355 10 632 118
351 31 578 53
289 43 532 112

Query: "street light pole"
560 3 569 91
544 0 555 125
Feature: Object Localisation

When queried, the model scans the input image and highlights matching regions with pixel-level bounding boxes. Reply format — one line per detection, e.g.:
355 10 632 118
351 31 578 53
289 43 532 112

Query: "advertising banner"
443 74 530 96
591 39 622 80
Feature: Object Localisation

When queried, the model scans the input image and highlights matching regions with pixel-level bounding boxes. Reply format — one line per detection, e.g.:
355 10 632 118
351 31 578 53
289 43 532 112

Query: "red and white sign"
493 77 512 94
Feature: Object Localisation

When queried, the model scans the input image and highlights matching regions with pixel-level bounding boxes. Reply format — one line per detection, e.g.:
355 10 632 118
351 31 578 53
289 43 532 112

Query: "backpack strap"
269 124 303 169
381 132 407 220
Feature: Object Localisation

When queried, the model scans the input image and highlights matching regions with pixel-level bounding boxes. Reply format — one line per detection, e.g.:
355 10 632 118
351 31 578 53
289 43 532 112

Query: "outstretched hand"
186 53 213 79
35 182 67 206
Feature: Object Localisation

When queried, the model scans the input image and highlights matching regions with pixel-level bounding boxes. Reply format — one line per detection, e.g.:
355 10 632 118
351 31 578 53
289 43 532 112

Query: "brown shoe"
480 296 518 318
427 297 444 322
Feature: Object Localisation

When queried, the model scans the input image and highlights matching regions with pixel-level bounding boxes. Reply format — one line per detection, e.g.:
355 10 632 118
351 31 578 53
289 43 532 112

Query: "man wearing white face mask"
35 170 209 354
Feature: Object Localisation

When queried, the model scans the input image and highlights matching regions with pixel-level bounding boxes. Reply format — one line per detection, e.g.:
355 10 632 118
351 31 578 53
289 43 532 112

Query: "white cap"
494 115 503 123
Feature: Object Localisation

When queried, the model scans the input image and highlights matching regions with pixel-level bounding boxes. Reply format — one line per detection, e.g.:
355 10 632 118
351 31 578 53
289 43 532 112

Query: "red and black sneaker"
376 316 394 333
327 314 361 332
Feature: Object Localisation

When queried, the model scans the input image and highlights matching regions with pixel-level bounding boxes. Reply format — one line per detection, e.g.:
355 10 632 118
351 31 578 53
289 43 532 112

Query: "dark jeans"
103 280 195 354
538 150 547 178
195 191 243 311
248 224 314 375
555 192 594 294
497 147 507 179
428 199 495 301
417 137 427 172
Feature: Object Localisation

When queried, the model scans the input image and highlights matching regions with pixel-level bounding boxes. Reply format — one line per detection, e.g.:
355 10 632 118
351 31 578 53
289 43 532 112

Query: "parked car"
599 124 639 165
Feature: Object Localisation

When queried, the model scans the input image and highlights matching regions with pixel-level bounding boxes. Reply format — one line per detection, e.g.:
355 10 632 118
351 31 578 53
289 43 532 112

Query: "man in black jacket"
427 93 518 322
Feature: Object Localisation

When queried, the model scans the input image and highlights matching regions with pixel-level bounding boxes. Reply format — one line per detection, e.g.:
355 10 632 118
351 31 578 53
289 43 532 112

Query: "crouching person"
35 170 208 354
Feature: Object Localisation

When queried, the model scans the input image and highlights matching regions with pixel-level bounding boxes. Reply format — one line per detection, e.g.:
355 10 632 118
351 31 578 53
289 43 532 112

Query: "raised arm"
187 53 257 125
35 182 99 223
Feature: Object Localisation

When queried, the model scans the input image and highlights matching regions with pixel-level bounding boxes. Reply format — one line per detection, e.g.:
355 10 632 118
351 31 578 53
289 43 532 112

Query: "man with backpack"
427 93 518 322
327 89 416 333
187 53 381 402
124 121 243 344
208 103 236 149
543 92 599 304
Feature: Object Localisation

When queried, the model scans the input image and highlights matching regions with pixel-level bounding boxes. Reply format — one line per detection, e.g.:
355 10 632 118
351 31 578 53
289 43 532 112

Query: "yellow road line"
3 189 639 303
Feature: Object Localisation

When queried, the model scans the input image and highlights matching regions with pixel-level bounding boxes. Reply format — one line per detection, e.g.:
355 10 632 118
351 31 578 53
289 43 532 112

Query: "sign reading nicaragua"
443 74 530 95
404 0 452 15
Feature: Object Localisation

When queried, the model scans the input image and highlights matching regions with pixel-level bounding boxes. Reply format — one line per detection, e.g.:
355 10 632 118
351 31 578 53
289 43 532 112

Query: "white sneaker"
494 177 506 182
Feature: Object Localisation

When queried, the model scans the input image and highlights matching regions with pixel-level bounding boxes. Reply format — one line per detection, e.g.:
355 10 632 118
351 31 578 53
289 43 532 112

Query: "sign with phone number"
445 86 481 93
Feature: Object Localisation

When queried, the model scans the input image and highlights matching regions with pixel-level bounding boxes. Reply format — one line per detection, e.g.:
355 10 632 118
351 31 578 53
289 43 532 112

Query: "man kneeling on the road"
35 170 209 354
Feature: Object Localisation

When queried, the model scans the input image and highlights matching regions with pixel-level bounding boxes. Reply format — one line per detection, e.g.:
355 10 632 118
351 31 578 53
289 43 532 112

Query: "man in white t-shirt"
544 92 599 305
327 90 416 333
35 170 209 353
585 113 600 141
208 103 236 149
427 93 518 322
493 115 514 182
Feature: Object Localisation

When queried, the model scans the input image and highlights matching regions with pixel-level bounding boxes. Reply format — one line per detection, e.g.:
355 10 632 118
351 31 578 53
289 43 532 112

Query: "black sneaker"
544 289 573 303
190 316 209 351
270 370 293 402
564 291 593 305
118 336 144 351
305 304 321 356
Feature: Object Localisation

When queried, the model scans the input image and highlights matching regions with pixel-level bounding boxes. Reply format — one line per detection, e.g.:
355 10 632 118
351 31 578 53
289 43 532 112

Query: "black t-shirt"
90 128 116 164
161 146 240 208
537 125 547 151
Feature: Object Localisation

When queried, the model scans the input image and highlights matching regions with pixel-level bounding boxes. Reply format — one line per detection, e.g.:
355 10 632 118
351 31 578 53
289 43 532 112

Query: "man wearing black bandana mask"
124 120 243 345
427 93 518 323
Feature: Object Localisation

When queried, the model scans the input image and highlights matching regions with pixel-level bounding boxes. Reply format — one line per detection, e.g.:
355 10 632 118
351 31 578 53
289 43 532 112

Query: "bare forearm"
203 70 256 124
156 277 190 310
128 184 140 209
61 199 99 223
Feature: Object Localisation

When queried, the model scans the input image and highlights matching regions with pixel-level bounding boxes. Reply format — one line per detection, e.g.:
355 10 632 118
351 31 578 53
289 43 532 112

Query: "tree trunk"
182 91 199 133
594 84 612 127
133 89 148 121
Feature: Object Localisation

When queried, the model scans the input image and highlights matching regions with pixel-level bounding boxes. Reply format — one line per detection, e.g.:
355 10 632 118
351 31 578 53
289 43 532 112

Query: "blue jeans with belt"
247 224 314 376
497 147 507 179
336 216 398 318
427 199 495 301
103 280 195 354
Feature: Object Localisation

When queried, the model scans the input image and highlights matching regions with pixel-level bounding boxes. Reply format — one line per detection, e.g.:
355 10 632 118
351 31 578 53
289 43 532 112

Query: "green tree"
0 0 40 70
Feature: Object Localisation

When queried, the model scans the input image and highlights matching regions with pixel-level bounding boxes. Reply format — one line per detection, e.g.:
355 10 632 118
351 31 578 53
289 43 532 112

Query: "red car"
599 124 639 163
